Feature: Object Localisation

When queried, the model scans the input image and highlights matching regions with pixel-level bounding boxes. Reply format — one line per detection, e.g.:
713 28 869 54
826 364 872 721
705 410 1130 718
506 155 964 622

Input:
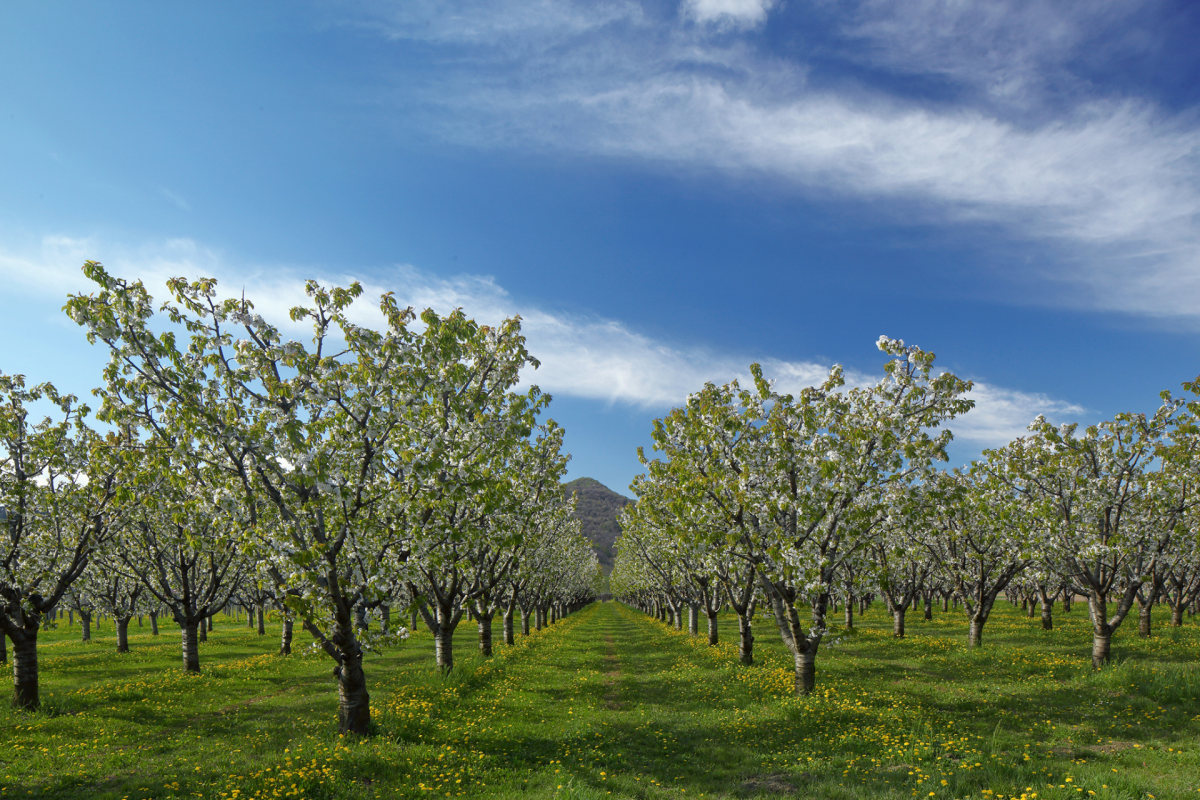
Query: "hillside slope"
563 477 632 572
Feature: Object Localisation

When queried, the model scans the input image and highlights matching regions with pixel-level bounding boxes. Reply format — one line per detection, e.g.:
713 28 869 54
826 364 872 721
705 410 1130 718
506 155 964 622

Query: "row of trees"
1 264 600 734
612 337 1200 695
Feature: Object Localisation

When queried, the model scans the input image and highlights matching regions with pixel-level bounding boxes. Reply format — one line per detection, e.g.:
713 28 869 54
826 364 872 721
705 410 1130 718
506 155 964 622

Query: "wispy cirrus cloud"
332 0 1200 321
0 234 1083 446
682 0 777 29
159 187 191 211
841 0 1151 106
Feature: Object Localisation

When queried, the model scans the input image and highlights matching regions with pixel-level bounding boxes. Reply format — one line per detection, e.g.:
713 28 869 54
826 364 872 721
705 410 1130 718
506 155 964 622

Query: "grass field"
1 601 1198 800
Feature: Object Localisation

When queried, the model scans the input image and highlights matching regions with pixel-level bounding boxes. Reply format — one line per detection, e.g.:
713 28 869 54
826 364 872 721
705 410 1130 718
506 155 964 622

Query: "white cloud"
843 0 1149 104
947 381 1087 445
342 0 1200 321
682 0 777 29
0 235 1083 447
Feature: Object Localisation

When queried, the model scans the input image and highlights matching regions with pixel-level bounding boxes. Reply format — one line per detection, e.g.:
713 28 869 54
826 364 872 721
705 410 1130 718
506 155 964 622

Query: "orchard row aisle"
1 600 1198 799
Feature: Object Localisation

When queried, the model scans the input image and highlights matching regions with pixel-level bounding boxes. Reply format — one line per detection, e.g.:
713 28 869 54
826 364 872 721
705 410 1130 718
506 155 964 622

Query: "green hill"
563 477 632 573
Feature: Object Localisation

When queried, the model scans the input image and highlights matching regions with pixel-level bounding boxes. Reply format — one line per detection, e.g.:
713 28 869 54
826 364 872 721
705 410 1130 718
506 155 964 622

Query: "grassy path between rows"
2 601 1199 799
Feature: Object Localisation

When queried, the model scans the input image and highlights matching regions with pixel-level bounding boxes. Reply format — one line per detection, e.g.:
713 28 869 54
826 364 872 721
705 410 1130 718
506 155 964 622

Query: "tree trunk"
1092 627 1112 669
1138 602 1152 637
521 608 532 636
893 608 906 638
478 612 494 657
967 617 984 648
923 594 932 621
11 632 38 710
793 648 816 695
198 618 207 642
706 612 719 646
150 611 159 636
688 604 699 636
434 626 454 673
116 616 131 653
379 604 390 635
844 597 853 629
336 652 371 737
80 612 92 642
182 622 201 673
1041 598 1053 630
1171 604 1184 627
0 632 6 665
279 618 293 655
737 613 754 666
503 606 515 646
257 605 266 636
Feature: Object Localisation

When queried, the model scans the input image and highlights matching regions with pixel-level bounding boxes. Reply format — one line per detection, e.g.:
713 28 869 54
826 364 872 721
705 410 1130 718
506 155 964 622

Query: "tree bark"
967 617 984 648
336 652 371 736
502 605 515 646
844 596 854 629
794 649 816 695
706 611 719 646
182 622 201 673
11 632 38 710
1092 627 1112 668
737 612 754 666
379 604 390 635
0 632 6 666
521 608 532 636
258 605 266 635
1138 602 1152 637
923 593 933 621
279 618 293 655
478 612 494 657
893 608 906 638
116 616 131 653
150 611 159 636
80 611 92 642
434 626 454 672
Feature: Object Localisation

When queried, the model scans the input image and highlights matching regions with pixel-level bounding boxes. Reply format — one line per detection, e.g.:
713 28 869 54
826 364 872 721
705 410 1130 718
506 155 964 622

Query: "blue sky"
3 1 1199 496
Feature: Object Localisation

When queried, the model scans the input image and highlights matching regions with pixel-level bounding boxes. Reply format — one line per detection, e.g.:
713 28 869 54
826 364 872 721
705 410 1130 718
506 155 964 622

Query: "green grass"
1 601 1198 799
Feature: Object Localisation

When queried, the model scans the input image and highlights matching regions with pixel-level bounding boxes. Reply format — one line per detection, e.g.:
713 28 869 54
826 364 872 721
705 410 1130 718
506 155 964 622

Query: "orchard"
1 266 1197 799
